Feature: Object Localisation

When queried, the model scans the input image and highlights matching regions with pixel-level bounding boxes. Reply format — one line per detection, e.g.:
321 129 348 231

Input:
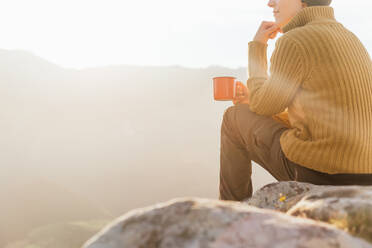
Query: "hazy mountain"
0 49 276 247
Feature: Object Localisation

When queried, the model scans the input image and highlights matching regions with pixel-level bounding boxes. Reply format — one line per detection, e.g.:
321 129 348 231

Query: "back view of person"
219 0 372 201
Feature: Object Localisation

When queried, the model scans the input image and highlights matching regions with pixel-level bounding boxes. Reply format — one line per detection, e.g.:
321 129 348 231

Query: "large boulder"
82 197 372 248
245 181 372 244
287 185 372 243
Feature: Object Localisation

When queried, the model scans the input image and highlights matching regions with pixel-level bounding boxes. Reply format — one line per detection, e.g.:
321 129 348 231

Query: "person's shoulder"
278 27 308 44
274 32 304 52
275 25 318 55
273 31 311 71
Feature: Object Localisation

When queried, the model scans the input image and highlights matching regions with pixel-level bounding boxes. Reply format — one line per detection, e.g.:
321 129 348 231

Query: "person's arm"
246 36 310 116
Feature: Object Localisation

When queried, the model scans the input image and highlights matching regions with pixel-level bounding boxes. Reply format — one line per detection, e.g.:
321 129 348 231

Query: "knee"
221 105 245 141
222 105 239 131
223 105 236 121
221 104 257 145
222 104 252 124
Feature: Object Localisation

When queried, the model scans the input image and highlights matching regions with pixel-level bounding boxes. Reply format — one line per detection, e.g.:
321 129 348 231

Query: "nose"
267 0 275 8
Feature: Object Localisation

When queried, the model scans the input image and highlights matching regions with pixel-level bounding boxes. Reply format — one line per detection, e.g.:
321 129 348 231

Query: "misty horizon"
0 48 276 247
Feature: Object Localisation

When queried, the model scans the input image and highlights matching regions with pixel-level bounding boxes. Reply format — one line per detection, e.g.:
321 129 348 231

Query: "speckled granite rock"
243 181 321 212
244 181 372 244
287 185 372 243
82 197 372 248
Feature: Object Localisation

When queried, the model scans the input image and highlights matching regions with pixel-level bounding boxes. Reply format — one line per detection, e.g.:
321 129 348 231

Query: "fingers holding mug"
236 81 242 96
233 81 249 105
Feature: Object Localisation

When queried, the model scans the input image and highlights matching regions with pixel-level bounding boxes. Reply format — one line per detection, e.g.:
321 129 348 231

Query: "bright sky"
0 0 370 69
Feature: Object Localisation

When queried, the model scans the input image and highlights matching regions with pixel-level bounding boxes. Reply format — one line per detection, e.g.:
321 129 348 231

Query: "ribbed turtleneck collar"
282 6 336 33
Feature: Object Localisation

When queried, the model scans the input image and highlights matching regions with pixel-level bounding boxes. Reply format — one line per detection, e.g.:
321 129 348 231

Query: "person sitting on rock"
219 0 372 201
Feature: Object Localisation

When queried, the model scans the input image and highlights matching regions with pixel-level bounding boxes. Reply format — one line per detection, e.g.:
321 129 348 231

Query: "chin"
275 20 283 27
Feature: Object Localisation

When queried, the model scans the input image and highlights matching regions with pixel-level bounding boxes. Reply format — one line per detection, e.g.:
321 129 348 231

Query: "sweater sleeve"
246 36 309 116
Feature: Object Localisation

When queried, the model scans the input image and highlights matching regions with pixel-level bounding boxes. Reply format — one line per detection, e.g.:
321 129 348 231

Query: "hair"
301 0 332 6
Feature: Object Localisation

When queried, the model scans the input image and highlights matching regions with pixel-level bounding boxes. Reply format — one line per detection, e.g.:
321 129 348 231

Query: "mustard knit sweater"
247 6 372 174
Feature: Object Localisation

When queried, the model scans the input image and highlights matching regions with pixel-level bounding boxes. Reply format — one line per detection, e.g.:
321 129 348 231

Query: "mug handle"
233 80 237 98
233 80 243 98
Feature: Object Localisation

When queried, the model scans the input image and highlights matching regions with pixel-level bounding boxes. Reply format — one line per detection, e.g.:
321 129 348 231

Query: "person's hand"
253 21 282 44
232 81 250 105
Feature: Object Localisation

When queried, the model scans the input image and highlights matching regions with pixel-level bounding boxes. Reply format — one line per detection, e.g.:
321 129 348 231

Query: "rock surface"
243 181 320 212
82 195 372 248
245 181 372 243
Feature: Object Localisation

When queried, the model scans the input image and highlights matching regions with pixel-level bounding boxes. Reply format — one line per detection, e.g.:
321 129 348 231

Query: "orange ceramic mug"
213 76 240 101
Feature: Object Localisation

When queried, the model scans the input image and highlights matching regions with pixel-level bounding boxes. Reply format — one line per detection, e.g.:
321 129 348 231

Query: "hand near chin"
253 21 283 44
232 81 250 105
